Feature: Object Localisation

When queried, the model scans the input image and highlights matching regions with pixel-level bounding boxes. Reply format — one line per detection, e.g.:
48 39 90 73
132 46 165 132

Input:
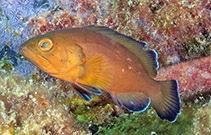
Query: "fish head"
19 31 85 76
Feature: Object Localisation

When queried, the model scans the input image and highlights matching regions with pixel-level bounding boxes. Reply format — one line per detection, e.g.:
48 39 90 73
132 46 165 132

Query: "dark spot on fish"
41 55 48 61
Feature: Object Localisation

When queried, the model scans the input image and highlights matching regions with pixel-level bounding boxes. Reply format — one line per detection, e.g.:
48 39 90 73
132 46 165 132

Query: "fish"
19 25 181 122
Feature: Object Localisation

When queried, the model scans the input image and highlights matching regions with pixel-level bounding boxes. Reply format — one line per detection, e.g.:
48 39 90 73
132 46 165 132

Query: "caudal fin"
152 80 181 123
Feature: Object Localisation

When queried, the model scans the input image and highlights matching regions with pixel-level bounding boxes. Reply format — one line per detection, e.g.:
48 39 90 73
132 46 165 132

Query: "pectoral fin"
71 83 103 102
78 55 112 90
71 84 93 102
75 83 103 95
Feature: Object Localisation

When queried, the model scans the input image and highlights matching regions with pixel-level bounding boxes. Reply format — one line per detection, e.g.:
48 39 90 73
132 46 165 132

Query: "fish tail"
152 80 181 123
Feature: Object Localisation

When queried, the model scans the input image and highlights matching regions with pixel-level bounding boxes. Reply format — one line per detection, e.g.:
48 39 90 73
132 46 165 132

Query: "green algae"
30 71 42 82
94 105 194 135
0 0 210 134
181 37 211 60
0 58 14 71
59 93 115 129
1 70 209 135
0 72 86 134
60 91 208 135
53 79 211 135
0 46 18 72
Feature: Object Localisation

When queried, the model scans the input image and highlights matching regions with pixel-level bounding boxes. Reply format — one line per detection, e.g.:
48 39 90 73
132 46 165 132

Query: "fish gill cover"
0 0 210 135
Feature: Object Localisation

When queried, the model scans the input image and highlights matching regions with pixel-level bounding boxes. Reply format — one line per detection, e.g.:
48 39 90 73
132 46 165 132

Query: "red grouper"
19 26 181 122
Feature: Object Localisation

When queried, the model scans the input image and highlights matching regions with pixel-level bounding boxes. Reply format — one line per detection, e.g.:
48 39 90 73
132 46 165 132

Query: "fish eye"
38 38 53 51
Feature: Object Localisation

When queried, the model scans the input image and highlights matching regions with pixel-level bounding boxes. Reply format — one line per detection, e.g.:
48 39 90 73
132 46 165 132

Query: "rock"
156 56 211 100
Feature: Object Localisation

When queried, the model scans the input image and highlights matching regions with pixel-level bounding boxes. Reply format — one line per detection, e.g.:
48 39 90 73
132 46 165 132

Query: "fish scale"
20 25 181 123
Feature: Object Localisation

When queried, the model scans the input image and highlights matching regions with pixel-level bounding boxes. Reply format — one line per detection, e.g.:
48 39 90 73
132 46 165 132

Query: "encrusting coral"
0 0 210 134
192 100 211 134
0 72 87 135
0 70 210 135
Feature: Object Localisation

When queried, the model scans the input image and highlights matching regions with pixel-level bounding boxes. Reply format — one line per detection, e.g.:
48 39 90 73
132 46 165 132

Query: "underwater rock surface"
0 72 87 135
0 0 210 98
0 0 210 134
157 56 211 100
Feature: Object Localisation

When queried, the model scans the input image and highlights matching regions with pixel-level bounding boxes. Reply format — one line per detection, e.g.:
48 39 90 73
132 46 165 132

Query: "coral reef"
0 0 210 134
0 0 210 78
0 72 87 135
0 46 18 72
0 71 210 134
0 0 56 51
192 100 211 134
63 93 211 135
28 0 211 65
108 0 211 65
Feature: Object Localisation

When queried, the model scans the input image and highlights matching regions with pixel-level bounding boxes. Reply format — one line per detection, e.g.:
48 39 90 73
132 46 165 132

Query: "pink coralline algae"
156 56 211 100
22 0 210 101
106 0 211 65
0 0 210 134
28 0 210 66
0 0 208 101
30 11 78 36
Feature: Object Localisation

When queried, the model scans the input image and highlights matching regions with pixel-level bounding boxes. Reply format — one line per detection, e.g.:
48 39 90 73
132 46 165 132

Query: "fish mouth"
19 45 50 67
19 45 32 59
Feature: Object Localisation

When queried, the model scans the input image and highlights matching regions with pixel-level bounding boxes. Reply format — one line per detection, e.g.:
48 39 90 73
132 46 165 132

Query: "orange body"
21 27 159 96
20 26 181 122
61 28 158 95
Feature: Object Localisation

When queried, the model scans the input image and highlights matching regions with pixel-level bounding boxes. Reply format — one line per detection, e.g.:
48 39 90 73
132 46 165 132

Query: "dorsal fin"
85 25 159 78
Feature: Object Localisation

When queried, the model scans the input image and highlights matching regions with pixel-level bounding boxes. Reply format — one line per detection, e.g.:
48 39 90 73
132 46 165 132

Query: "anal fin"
116 92 151 113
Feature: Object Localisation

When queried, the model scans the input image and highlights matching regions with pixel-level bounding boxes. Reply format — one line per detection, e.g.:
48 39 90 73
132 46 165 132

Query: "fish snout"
19 39 36 55
19 45 27 56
